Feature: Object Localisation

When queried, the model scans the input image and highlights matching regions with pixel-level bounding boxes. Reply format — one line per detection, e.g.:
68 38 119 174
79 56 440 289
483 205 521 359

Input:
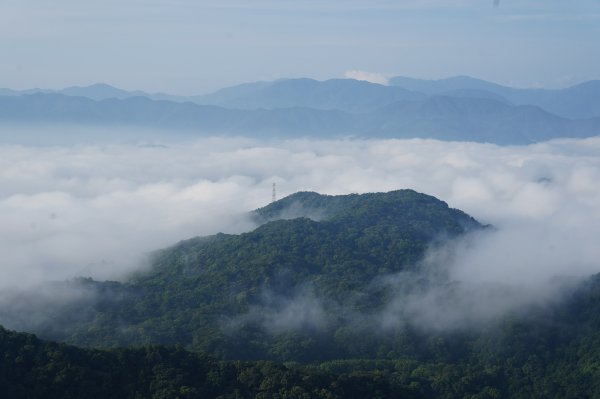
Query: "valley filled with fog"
1 130 598 307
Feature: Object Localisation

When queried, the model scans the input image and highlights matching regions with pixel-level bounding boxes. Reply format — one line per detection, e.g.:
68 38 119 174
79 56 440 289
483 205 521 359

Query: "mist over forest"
0 130 598 316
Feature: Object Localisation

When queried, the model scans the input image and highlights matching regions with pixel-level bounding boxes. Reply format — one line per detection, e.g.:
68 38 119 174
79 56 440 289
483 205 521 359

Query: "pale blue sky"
1 0 599 94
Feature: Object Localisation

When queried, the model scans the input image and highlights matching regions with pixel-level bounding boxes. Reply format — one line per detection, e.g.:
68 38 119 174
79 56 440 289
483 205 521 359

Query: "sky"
1 0 600 94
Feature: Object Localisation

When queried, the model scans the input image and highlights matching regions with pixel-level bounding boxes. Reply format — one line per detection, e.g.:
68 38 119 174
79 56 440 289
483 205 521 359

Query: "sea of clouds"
0 128 599 308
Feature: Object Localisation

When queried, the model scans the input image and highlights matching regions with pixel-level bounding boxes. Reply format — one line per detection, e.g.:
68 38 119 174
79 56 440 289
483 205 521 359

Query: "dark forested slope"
0 326 422 399
3 273 600 398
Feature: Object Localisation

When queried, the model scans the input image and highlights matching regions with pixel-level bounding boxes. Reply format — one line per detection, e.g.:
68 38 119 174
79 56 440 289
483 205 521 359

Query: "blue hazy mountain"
59 83 190 103
390 75 600 119
60 83 151 101
360 96 595 144
0 83 183 103
0 93 353 136
190 78 426 112
4 75 600 120
1 92 599 144
0 79 424 113
389 75 508 94
0 87 53 96
436 88 511 104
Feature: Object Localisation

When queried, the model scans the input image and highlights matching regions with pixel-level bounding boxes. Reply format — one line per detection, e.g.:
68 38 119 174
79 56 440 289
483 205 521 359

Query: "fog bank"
0 130 599 297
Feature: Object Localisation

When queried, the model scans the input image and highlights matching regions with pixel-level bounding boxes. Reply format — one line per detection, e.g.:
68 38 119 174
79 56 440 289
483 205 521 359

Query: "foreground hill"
1 190 482 359
5 280 600 399
4 272 600 399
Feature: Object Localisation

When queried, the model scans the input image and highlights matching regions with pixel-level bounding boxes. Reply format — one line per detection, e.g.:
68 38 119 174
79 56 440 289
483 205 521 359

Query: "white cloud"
0 130 599 302
344 70 389 85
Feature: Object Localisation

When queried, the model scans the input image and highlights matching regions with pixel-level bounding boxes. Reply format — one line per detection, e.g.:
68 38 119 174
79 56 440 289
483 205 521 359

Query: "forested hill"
252 190 480 230
3 190 600 397
3 190 483 358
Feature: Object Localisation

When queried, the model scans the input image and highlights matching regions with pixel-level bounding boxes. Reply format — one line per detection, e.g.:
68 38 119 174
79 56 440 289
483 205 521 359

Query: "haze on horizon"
1 0 599 95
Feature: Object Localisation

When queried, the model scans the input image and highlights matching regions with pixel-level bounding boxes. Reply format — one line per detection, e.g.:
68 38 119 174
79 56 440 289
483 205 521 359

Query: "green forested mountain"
2 189 600 398
26 190 481 359
4 274 600 399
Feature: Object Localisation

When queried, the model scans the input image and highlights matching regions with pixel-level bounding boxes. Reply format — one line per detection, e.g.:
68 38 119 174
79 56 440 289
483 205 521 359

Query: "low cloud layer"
0 129 599 309
224 285 330 334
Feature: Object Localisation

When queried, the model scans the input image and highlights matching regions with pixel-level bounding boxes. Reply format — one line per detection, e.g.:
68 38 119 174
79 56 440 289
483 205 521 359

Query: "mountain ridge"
3 75 600 119
2 92 599 144
0 189 484 359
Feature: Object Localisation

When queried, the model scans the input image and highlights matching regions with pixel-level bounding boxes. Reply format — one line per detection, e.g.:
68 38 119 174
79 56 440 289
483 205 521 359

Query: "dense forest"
2 190 600 398
3 278 600 399
0 326 422 399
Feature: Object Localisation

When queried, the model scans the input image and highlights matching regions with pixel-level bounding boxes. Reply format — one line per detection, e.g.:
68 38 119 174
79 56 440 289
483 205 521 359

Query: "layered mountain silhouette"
2 76 600 144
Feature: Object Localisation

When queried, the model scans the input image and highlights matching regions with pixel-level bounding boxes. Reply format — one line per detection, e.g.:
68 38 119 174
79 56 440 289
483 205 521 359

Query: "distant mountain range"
192 78 426 113
389 75 600 120
2 76 600 144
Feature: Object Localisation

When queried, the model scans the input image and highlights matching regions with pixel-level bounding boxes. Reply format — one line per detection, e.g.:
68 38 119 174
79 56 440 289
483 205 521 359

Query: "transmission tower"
272 182 277 203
